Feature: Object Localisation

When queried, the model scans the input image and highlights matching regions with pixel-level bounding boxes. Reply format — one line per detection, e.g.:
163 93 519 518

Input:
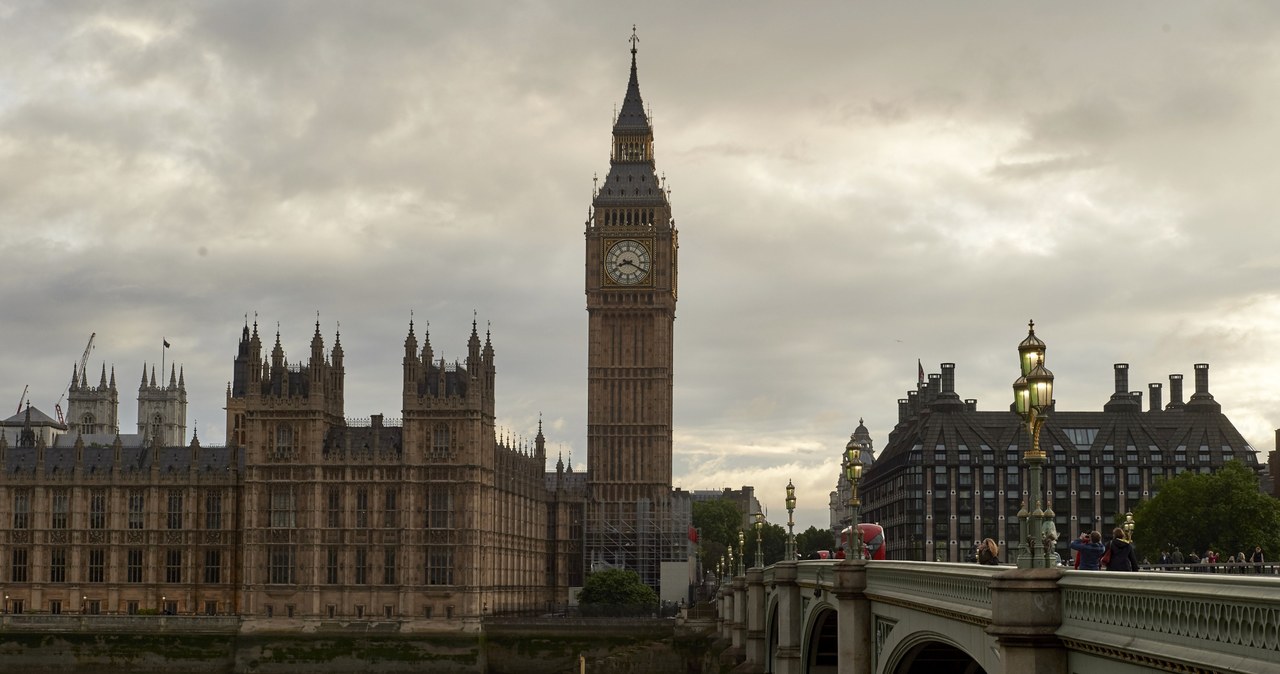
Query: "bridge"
712 559 1280 674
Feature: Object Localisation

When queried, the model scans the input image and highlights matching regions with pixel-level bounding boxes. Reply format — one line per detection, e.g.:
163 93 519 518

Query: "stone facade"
582 37 690 589
0 39 689 620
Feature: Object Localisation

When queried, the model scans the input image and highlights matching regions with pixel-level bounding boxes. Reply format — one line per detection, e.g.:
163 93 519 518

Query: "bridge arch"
765 597 779 672
881 631 986 674
804 605 839 673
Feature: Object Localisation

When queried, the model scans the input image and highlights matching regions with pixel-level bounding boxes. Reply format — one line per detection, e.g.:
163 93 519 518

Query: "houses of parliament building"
0 36 690 624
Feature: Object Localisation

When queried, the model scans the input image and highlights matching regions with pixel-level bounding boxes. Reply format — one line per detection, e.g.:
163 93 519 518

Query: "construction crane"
15 384 27 415
55 333 95 425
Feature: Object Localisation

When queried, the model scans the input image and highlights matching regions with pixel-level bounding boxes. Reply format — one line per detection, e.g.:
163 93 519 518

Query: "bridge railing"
1058 570 1280 670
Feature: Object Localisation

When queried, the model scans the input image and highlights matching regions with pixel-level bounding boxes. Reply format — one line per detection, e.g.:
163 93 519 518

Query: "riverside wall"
0 615 723 674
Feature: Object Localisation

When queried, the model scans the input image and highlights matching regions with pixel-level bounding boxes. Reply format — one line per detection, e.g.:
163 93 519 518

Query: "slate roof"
1 406 63 427
3 436 242 476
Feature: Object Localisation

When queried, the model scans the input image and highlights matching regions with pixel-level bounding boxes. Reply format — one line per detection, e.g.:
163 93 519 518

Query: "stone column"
721 584 735 641
772 562 802 674
732 575 747 652
834 560 872 674
744 568 766 670
986 568 1067 674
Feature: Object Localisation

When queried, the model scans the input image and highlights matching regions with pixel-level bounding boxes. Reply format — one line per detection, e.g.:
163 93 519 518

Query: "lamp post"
737 530 746 576
785 480 797 560
753 512 765 568
1123 512 1135 541
1013 320 1057 569
845 434 864 560
726 549 733 580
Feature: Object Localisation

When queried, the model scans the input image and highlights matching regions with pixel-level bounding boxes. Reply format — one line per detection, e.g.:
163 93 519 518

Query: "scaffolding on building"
583 491 692 590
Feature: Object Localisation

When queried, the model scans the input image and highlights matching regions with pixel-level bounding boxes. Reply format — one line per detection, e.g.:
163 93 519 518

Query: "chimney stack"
1148 383 1162 412
1187 363 1221 412
1166 374 1185 410
1105 364 1141 412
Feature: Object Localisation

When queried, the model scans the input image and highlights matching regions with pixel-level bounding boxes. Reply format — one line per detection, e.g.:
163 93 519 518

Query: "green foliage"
795 525 835 559
577 568 658 608
692 498 743 571
692 498 742 549
743 522 788 566
1133 461 1280 560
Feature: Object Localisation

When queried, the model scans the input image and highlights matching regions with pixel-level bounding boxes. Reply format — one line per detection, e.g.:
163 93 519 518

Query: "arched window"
276 425 294 454
151 413 163 443
80 413 95 435
432 424 450 457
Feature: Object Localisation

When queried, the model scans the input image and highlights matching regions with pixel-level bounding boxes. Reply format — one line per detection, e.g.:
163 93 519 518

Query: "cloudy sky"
3 2 1279 531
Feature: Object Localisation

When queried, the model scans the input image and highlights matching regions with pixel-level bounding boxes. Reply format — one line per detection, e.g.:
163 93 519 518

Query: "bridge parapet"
1058 571 1280 673
867 561 994 621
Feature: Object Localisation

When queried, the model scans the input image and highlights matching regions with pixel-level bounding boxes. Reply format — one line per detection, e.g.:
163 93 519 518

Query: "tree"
743 522 788 566
1133 461 1280 561
577 568 658 616
693 498 743 572
796 525 835 559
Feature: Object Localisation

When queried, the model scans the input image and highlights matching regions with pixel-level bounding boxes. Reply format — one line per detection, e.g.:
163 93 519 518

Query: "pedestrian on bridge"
1251 546 1265 574
1069 531 1106 570
977 538 1000 565
1103 528 1139 572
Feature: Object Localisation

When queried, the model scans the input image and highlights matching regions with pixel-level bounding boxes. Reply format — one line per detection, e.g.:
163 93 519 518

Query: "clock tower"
583 32 682 587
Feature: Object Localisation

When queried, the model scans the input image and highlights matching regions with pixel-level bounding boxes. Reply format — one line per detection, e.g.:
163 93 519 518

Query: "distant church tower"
583 31 684 587
137 364 188 446
66 363 119 436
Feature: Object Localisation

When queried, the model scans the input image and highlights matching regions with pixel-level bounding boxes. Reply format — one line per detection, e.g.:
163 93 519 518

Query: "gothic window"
383 488 398 528
426 547 454 585
432 424 450 457
165 549 182 583
204 490 223 530
12 490 30 529
127 549 143 583
90 489 107 529
51 489 69 529
326 548 340 584
426 489 453 529
276 424 294 456
167 489 184 530
354 547 369 585
49 547 67 583
11 548 28 583
87 549 105 583
382 546 397 585
151 413 163 443
80 413 95 435
355 488 369 529
128 489 145 529
326 487 341 528
269 487 296 528
204 550 222 584
267 546 294 584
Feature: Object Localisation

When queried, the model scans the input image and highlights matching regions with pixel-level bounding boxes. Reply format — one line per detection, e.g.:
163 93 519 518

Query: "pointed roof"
2 405 62 427
613 27 651 134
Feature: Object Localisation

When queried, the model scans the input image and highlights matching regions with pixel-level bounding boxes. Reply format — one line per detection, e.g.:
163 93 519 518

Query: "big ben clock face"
605 239 652 285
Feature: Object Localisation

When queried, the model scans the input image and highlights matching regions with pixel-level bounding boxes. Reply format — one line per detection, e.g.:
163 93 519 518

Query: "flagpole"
161 338 165 388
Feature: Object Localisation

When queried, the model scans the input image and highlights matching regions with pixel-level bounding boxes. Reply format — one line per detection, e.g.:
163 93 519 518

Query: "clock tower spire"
583 28 681 589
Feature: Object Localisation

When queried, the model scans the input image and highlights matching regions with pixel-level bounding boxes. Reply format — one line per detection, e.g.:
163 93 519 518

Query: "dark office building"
862 357 1261 563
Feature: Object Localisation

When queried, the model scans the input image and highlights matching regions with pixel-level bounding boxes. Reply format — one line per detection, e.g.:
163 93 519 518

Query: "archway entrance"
894 640 986 674
805 608 838 674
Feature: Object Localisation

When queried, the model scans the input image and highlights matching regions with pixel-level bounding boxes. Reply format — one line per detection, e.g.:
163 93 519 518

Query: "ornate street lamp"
1013 320 1057 569
726 548 733 579
785 480 797 560
738 530 746 576
753 512 765 568
1123 512 1135 541
845 434 865 561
